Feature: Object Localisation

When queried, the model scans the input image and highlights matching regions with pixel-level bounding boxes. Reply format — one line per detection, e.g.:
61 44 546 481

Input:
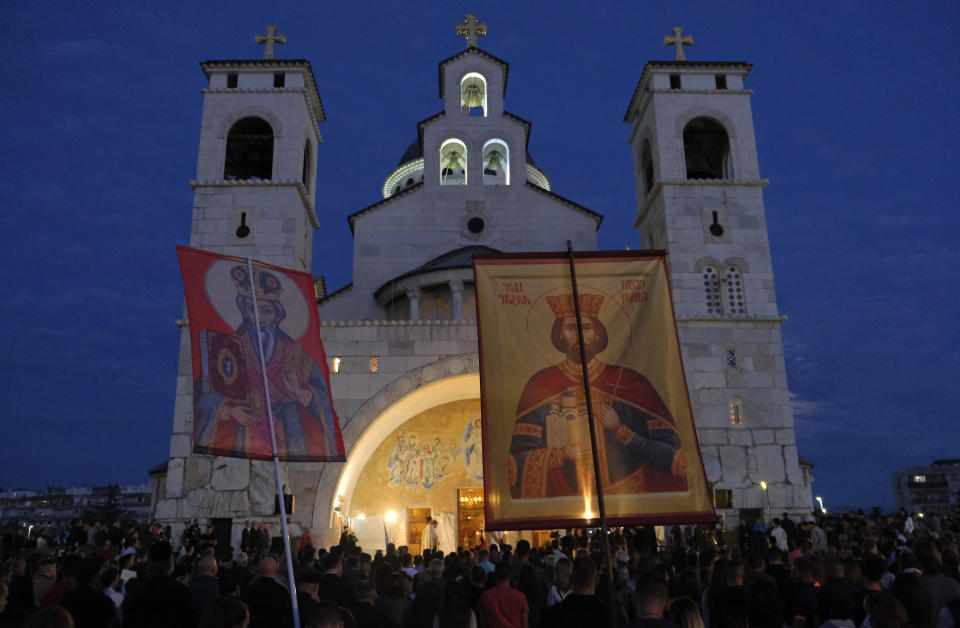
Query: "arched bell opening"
301 139 312 190
440 139 467 186
482 139 509 185
224 116 274 181
640 139 654 195
683 117 731 180
460 73 487 117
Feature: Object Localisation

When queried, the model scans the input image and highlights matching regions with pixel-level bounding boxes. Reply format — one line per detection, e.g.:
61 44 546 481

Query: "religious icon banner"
176 246 345 462
474 251 716 529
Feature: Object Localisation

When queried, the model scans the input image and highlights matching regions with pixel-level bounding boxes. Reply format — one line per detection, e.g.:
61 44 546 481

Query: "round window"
467 217 485 234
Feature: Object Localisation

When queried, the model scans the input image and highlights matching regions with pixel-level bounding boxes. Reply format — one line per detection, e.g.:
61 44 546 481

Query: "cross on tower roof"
456 14 487 48
663 26 694 61
255 25 286 60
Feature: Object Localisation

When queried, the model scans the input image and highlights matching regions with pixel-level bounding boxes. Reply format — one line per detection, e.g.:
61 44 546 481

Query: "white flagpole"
246 258 301 628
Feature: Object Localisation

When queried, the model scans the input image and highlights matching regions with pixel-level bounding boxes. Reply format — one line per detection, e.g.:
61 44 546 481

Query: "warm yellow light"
385 510 397 523
356 513 365 520
918 512 924 518
332 356 342 373
760 481 767 490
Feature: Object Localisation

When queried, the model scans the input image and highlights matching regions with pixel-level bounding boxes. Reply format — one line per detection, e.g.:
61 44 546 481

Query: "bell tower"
624 30 812 520
190 27 324 272
157 29 326 533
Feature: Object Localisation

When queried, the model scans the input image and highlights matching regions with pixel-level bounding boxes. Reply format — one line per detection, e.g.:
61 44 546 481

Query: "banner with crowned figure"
474 251 715 529
177 246 345 461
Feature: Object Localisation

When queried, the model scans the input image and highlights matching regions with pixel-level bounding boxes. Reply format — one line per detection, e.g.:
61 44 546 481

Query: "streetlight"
815 496 826 514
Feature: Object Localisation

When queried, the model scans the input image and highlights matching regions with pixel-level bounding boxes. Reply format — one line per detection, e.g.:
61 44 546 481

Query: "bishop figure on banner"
177 246 345 462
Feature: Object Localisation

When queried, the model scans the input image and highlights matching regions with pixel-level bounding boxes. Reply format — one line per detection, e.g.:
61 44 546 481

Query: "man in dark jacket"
244 555 294 628
541 556 614 628
187 555 221 609
122 541 197 628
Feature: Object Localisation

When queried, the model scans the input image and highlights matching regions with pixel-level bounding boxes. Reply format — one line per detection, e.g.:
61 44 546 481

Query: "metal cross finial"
255 25 287 60
456 14 487 48
663 26 694 61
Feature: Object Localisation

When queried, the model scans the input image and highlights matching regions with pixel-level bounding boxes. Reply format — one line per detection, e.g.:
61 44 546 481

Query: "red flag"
176 246 345 462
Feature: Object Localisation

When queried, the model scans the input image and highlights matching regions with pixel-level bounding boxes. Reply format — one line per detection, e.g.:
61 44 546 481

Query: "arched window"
462 284 477 320
440 139 467 186
301 140 312 188
724 265 745 314
729 397 744 425
725 347 738 369
482 139 509 185
641 139 654 196
419 286 453 320
224 117 274 180
703 265 722 314
460 73 487 117
683 117 731 180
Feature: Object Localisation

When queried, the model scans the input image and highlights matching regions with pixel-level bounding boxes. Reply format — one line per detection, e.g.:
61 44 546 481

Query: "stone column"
406 288 421 320
450 280 464 320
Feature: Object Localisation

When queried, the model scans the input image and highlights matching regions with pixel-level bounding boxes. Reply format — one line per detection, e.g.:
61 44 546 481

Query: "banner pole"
565 241 618 627
246 258 302 628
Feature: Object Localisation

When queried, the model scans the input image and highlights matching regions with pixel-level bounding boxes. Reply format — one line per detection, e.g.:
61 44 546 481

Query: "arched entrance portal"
348 396 483 552
312 356 483 549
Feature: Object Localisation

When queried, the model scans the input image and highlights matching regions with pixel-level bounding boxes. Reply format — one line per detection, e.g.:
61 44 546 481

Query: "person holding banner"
508 293 687 499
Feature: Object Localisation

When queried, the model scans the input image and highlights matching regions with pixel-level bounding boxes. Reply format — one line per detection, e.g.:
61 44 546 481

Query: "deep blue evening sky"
1 2 957 510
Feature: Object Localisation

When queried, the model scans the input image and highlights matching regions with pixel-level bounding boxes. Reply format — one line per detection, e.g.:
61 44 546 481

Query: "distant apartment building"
0 484 151 527
892 459 960 515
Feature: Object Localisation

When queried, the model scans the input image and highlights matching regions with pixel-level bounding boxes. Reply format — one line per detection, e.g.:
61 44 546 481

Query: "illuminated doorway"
406 507 431 555
457 488 485 549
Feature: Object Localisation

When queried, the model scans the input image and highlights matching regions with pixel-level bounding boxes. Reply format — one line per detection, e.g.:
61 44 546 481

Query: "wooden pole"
246 258 301 628
565 241 619 626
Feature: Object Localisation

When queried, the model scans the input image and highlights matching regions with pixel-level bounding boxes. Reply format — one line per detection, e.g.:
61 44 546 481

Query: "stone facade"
624 61 813 519
154 45 811 550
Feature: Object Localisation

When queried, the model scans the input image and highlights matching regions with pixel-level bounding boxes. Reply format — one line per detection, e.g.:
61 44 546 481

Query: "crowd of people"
0 507 957 628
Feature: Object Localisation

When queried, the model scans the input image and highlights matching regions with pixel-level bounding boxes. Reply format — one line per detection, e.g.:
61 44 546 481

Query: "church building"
151 18 813 552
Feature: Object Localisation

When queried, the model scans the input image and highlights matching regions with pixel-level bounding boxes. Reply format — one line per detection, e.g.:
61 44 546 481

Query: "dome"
397 140 423 166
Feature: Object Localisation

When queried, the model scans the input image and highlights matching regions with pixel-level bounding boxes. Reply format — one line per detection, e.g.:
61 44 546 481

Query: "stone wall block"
775 429 795 445
699 389 724 405
728 430 753 446
169 434 192 458
248 462 276 514
288 468 320 494
783 445 803 486
166 458 186 498
211 457 251 491
700 447 722 482
697 429 728 446
154 499 180 520
753 429 775 445
185 457 213 491
718 446 747 485
753 445 786 483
